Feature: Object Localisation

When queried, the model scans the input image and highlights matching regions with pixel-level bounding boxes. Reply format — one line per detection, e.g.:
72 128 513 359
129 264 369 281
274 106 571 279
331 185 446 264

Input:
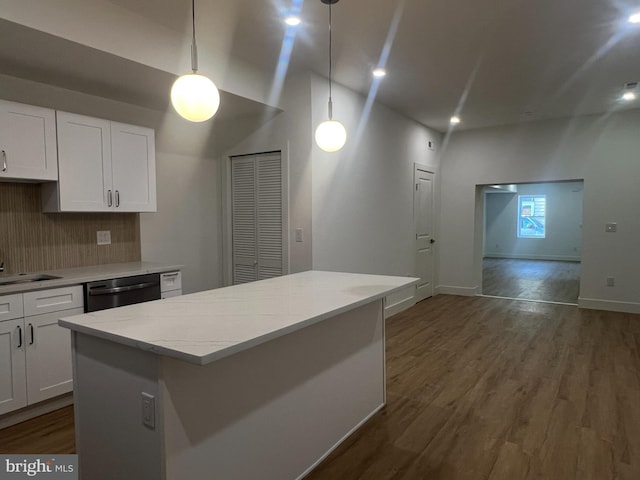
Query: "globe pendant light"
171 0 220 122
315 0 347 152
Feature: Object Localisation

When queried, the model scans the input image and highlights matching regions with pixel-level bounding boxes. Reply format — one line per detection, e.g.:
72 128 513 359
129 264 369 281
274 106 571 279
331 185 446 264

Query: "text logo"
0 456 77 479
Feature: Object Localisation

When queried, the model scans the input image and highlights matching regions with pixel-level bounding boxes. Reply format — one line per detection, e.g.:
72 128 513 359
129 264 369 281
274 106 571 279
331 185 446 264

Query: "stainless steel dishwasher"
84 273 161 312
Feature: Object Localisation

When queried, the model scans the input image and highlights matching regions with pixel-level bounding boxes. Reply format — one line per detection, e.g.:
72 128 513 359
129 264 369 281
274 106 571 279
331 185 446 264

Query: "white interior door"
231 152 283 284
414 165 435 302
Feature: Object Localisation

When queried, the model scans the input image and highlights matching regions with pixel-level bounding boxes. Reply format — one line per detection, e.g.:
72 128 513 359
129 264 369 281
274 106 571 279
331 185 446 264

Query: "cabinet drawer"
161 289 182 299
160 271 182 293
0 294 24 322
23 286 84 316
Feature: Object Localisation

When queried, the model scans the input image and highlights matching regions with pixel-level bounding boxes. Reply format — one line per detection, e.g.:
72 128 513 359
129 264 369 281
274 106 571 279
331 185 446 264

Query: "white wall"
139 152 219 294
439 109 640 313
0 0 274 107
310 74 442 277
221 72 443 285
484 181 583 261
221 73 314 279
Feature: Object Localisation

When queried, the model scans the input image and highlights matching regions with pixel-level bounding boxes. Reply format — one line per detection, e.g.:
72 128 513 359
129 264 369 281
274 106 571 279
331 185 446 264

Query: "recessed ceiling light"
285 16 301 26
372 68 386 78
450 116 461 125
622 81 638 101
629 12 640 23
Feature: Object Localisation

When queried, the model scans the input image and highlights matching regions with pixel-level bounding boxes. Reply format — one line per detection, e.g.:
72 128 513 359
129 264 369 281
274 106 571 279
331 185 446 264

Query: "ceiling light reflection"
285 16 301 26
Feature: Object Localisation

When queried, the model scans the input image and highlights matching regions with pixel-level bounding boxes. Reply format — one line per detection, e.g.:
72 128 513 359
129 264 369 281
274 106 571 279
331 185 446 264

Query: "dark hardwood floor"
2 294 640 480
482 258 580 304
0 405 74 454
307 295 640 480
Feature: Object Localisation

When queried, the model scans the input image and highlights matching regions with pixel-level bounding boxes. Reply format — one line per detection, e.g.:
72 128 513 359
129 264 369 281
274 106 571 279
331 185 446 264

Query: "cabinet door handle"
29 323 34 345
107 189 113 207
115 190 120 207
17 325 22 348
2 150 6 172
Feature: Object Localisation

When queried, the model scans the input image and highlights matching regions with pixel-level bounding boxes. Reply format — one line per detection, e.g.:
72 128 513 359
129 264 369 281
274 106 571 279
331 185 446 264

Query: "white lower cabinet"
0 286 83 415
161 271 182 299
0 318 27 415
25 307 82 404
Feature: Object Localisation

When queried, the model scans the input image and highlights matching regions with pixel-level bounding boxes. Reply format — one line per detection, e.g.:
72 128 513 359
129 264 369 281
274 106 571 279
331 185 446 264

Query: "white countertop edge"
0 262 183 295
60 274 419 366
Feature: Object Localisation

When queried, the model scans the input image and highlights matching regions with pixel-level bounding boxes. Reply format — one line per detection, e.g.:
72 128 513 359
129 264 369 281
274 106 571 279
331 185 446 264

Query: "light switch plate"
97 230 111 245
295 228 304 243
141 392 155 429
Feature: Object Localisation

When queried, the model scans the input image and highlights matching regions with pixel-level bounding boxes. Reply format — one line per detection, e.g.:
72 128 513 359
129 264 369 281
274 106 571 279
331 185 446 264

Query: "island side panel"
160 300 385 480
72 332 164 480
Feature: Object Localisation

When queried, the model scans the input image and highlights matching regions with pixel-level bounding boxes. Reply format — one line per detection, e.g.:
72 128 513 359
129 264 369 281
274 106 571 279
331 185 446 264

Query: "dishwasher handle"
88 282 157 296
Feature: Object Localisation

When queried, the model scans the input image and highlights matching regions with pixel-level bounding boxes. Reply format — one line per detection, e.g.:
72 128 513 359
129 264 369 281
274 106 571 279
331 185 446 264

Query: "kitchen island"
59 271 418 480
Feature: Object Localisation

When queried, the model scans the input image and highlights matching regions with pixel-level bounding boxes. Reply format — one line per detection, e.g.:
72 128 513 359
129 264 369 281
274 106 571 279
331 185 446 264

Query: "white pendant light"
315 0 347 153
171 0 220 122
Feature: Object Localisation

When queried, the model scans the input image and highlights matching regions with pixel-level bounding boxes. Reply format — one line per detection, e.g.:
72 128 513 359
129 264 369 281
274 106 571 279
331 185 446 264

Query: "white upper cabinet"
42 111 156 212
111 121 156 212
54 112 112 211
0 100 57 182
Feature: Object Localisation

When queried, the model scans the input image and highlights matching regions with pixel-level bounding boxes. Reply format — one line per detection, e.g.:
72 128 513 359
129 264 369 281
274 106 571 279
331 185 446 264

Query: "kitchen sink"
0 273 63 286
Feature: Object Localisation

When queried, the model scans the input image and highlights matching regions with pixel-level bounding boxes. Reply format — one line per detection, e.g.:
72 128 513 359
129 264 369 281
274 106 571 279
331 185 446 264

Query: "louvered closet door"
232 152 283 284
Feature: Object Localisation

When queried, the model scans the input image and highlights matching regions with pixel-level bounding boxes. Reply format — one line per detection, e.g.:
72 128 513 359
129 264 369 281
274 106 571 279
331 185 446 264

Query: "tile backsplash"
0 183 141 274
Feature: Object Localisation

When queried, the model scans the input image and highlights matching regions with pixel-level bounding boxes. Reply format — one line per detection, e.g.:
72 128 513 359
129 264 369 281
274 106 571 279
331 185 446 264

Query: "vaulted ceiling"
1 0 639 132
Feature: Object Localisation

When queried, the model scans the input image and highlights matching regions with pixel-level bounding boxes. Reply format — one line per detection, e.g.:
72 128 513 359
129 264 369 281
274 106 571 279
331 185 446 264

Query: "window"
518 195 546 238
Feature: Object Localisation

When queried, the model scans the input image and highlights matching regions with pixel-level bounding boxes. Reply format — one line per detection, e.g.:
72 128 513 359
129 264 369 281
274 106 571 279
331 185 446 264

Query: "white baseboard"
0 393 73 429
578 297 640 314
436 285 479 296
484 253 581 262
384 286 416 318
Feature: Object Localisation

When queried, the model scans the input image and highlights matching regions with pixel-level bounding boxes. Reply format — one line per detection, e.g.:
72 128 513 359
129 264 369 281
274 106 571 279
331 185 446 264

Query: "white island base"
63 272 417 480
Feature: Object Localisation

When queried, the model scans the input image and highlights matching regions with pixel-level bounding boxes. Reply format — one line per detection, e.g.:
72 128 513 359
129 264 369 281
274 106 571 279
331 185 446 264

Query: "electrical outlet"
606 277 615 287
141 392 155 428
97 230 111 245
605 223 617 233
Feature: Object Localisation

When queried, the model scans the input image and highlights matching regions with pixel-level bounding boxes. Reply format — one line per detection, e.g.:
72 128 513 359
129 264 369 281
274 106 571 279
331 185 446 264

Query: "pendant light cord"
191 0 198 73
328 2 333 119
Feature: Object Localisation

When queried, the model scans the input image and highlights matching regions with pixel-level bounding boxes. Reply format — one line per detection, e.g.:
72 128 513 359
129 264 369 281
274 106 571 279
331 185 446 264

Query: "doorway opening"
478 180 583 304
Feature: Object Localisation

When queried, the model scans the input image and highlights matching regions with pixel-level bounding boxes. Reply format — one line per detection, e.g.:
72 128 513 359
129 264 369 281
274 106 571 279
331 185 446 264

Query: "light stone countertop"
59 270 418 366
0 262 182 296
